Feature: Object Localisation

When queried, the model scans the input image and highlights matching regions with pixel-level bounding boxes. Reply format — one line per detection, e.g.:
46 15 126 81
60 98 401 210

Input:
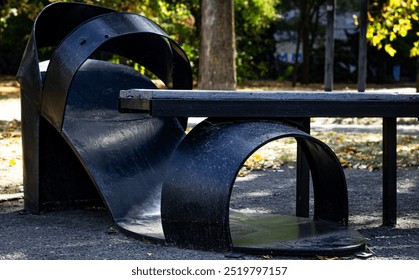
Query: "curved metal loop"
17 2 115 109
42 12 192 130
17 2 192 131
161 119 348 251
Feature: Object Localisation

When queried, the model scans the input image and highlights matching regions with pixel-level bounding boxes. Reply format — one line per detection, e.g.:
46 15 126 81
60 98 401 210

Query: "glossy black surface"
161 119 362 254
230 213 365 256
17 2 191 223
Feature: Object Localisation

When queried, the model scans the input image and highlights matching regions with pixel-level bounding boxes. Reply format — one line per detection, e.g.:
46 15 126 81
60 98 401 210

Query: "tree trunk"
358 0 368 92
324 0 335 91
292 25 302 87
300 3 310 84
198 0 236 90
295 0 326 85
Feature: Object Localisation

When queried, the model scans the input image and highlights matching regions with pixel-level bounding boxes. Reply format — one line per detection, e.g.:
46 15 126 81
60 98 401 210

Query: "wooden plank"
120 89 419 118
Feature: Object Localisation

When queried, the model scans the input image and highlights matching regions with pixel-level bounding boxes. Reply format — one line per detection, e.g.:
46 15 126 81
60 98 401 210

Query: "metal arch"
17 2 115 110
41 12 192 130
17 2 192 131
161 119 349 252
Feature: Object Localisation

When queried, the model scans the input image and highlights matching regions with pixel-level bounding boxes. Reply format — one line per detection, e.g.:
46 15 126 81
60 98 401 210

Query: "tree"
295 0 326 85
235 0 281 82
0 0 49 73
198 0 236 90
275 1 326 85
366 0 418 90
366 0 418 57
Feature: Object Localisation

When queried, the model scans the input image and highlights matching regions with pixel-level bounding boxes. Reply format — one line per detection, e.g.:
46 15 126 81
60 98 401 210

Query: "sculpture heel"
21 94 101 213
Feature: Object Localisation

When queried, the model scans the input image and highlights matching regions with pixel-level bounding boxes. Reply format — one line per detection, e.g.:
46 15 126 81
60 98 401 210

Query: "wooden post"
358 0 368 92
324 0 336 92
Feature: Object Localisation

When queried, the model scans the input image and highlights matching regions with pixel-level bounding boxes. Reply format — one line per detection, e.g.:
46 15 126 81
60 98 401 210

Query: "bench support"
296 118 311 218
120 89 419 226
383 117 397 226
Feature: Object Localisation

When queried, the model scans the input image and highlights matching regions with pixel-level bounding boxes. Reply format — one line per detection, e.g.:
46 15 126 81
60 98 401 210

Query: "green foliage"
235 0 279 33
366 0 419 57
0 0 50 73
235 0 281 82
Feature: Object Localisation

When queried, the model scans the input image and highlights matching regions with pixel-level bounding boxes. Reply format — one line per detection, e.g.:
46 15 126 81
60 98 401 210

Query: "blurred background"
0 0 418 88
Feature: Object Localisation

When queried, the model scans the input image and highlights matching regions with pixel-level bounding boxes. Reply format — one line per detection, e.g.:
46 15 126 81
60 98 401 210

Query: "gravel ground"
0 166 418 260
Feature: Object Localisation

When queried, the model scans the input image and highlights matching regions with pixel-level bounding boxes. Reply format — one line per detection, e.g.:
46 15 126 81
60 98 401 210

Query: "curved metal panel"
17 2 115 110
17 2 192 131
41 12 192 130
161 119 348 251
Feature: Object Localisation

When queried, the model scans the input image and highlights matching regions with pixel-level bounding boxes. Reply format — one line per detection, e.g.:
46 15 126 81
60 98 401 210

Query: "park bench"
120 89 419 227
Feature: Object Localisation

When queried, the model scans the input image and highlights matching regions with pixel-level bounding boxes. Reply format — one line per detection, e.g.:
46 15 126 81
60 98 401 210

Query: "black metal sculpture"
17 2 365 256
17 1 191 239
162 119 364 255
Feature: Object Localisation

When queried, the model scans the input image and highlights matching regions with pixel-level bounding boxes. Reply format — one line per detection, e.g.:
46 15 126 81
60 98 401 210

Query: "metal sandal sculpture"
18 2 365 256
17 2 191 240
